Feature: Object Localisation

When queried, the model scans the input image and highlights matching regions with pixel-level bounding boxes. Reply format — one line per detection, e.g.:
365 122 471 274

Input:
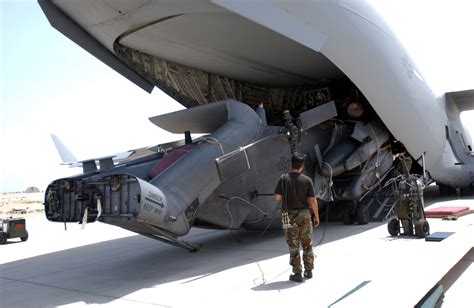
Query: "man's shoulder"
276 173 290 186
287 172 313 185
298 173 313 182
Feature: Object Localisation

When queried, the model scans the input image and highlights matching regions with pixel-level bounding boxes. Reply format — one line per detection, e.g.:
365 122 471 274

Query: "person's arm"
274 176 283 202
306 177 319 226
308 196 319 227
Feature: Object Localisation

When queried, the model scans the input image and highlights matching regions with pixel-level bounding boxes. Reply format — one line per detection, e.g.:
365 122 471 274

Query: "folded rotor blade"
216 134 286 182
300 101 337 131
314 144 323 170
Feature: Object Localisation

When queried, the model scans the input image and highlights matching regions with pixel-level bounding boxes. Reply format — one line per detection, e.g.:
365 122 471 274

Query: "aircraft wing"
149 102 229 134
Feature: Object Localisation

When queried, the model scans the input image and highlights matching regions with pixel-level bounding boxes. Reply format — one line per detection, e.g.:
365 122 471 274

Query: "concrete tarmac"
1 187 473 307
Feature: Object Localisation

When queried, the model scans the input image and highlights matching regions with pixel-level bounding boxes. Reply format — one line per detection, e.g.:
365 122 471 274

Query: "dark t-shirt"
274 172 316 210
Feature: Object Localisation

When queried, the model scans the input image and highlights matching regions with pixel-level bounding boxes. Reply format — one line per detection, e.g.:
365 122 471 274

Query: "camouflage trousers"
283 209 314 274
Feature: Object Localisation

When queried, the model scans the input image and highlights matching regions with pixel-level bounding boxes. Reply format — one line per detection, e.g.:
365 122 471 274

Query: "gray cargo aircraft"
39 0 474 250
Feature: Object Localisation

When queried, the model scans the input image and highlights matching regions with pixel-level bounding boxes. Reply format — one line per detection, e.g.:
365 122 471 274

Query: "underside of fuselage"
41 0 381 123
111 6 363 124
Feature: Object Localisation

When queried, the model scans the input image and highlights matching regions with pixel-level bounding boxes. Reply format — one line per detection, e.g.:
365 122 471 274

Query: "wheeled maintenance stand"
0 217 29 244
387 174 430 238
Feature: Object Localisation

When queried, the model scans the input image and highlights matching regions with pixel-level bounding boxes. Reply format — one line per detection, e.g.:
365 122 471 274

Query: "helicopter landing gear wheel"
415 219 430 238
356 203 369 225
343 207 355 225
388 218 400 236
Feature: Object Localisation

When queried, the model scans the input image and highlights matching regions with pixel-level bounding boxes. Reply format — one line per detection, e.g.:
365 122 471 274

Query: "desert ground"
0 192 44 217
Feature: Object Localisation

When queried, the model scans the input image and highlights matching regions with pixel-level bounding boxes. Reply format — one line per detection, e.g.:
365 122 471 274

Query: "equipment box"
0 217 28 244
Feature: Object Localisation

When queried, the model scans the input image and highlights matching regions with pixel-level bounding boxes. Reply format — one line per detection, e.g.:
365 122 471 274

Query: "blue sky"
1 0 474 192
0 0 183 192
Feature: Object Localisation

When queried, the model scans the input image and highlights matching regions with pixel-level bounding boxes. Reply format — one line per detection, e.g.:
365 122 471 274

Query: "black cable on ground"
231 206 280 245
222 195 281 245
313 198 331 251
223 194 331 249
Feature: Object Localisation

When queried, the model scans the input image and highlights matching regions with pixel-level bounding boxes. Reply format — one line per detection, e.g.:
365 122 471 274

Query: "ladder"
357 168 396 222
364 185 395 222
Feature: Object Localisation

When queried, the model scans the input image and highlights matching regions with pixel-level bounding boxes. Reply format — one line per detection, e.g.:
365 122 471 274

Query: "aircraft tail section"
51 134 77 165
44 100 264 250
50 134 142 172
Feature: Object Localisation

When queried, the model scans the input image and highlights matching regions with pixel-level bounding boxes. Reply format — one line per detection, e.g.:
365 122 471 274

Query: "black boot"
304 270 313 279
289 273 303 283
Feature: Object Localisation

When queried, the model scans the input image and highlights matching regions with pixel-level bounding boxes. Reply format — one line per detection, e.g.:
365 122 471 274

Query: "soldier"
274 153 320 282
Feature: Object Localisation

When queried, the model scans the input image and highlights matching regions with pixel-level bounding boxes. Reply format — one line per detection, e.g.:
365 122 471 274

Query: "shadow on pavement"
0 214 386 306
252 280 300 291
